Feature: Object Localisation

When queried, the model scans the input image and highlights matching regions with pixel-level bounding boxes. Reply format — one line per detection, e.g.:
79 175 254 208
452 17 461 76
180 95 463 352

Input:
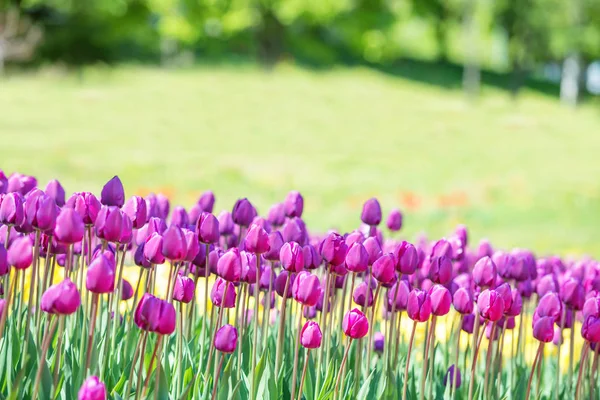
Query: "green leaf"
356 369 375 400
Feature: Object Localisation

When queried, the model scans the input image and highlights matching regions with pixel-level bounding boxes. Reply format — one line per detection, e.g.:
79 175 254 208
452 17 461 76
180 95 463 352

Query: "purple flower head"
7 173 36 195
196 212 220 244
100 176 125 208
217 211 234 235
275 271 295 298
95 206 124 243
170 206 189 228
40 278 81 315
8 236 33 270
217 248 242 282
44 179 65 207
183 229 200 262
66 192 101 226
54 208 85 244
429 285 452 316
86 254 115 294
533 316 555 343
123 196 148 229
373 332 385 352
280 241 304 273
361 198 382 227
535 292 562 324
198 191 215 213
387 279 411 311
473 256 497 288
453 287 474 314
232 198 255 227
143 233 165 264
0 192 24 226
372 253 396 285
301 321 322 348
284 191 304 218
353 282 374 308
394 241 419 275
264 231 284 262
477 289 505 322
282 217 306 245
267 203 286 227
428 256 452 285
345 242 369 273
560 277 585 311
492 251 516 280
582 315 600 343
537 274 559 298
444 365 461 389
78 376 107 400
214 324 238 353
320 232 348 267
245 224 270 254
240 251 259 284
121 279 134 301
292 271 321 306
211 277 237 308
25 192 57 232
161 225 187 261
156 194 170 220
173 275 195 303
303 244 321 270
342 308 369 339
407 289 432 322
386 209 402 232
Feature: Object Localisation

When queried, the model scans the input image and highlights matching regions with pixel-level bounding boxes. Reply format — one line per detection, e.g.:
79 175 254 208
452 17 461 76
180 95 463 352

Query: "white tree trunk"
560 54 581 107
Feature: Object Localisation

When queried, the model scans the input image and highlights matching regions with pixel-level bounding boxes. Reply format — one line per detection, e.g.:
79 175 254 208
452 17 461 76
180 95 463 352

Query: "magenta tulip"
342 308 369 339
407 289 432 322
292 271 321 306
40 278 81 315
214 324 238 353
300 321 322 348
173 275 195 303
78 376 107 400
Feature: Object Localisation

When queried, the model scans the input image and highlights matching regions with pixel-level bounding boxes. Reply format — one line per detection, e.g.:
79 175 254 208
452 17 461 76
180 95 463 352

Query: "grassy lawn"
1 63 599 256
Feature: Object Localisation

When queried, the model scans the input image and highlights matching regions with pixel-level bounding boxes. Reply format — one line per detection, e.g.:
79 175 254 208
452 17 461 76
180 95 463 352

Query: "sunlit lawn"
1 63 599 255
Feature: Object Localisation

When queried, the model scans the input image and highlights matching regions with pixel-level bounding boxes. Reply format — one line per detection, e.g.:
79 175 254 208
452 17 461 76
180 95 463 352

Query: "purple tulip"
292 271 321 307
232 198 255 227
429 285 452 316
372 254 396 285
0 244 8 276
217 248 242 282
280 241 304 273
583 297 600 320
0 192 24 226
121 279 134 301
492 251 516 280
211 277 237 308
134 294 176 334
100 176 125 208
95 206 124 243
303 244 321 270
156 194 170 220
560 277 585 311
351 281 373 307
173 275 195 303
301 321 322 348
320 233 348 267
428 256 452 285
44 179 65 207
444 365 461 389
477 289 505 322
360 198 382 226
122 196 147 229
537 274 559 298
407 289 432 322
67 192 101 226
54 208 85 244
282 217 305 245
473 256 497 288
217 211 234 235
161 225 187 261
477 239 493 259
386 209 402 232
582 315 600 343
534 292 562 324
170 206 189 228
8 236 33 270
462 313 475 333
453 287 474 314
143 233 165 264
387 279 411 310
86 255 115 294
363 237 382 265
533 316 555 343
275 271 295 298
198 191 215 213
25 193 57 232
345 242 368 273
197 212 220 244
245 224 270 254
78 376 107 400
267 203 286 227
284 191 304 218
40 278 81 315
214 324 238 353
394 241 418 275
373 332 385 352
0 171 7 194
342 308 369 339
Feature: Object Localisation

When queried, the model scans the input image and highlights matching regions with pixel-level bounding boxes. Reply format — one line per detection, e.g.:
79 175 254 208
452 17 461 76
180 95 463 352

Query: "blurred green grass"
1 63 599 256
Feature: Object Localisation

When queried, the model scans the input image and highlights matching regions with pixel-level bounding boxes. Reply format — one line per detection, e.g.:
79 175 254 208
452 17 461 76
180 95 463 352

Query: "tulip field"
0 172 599 400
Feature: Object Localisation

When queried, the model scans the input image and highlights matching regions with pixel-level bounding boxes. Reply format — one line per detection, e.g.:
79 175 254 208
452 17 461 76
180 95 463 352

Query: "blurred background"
0 0 599 256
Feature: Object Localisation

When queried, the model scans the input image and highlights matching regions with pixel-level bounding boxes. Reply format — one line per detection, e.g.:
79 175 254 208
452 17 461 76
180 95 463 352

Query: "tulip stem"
109 248 127 375
366 283 381 374
401 321 418 400
31 315 58 400
274 273 291 375
211 353 225 400
569 316 575 394
142 334 163 398
589 344 599 400
574 342 590 400
205 288 228 380
0 271 17 341
134 332 149 400
495 317 508 399
124 335 143 399
427 316 438 400
175 303 184 399
451 316 462 400
467 304 482 400
236 283 247 378
525 342 544 400
52 315 65 391
483 321 496 398
333 338 352 400
297 349 311 400
251 255 260 395
420 315 435 400
316 267 331 387
337 274 348 333
22 230 41 364
555 308 566 400
85 293 99 374
290 305 304 400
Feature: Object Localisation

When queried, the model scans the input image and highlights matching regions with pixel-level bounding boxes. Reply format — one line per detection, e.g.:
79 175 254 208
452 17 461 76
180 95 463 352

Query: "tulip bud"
284 191 304 218
211 277 237 308
122 196 147 229
537 274 559 298
54 208 85 244
363 237 382 265
280 242 304 273
267 203 285 227
292 271 321 306
492 251 516 280
275 271 295 298
342 308 369 339
372 254 396 285
582 315 600 343
240 251 259 284
462 313 475 333
386 209 402 232
473 256 497 288
428 256 452 285
95 206 124 243
214 324 238 353
560 277 585 311
217 248 242 282
121 279 134 301
198 191 215 213
583 297 600 320
477 239 493 259
196 212 219 244
40 278 81 315
100 176 125 208
477 289 505 322
78 376 107 400
161 225 187 261
86 255 115 294
44 179 65 207
245 224 270 254
143 233 165 264
170 206 189 228
303 244 321 270
217 211 234 235
232 198 255 227
156 194 170 220
67 192 101 226
25 193 57 232
495 283 513 314
453 287 474 314
173 275 195 303
533 316 555 342
0 192 24 226
353 282 374 307
300 321 322 348
282 217 306 245
387 279 411 311
429 285 452 316
360 198 382 226
320 233 348 267
444 365 461 389
394 241 418 275
8 236 33 269
345 242 368 273
0 244 8 276
534 292 562 324
373 332 385 352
